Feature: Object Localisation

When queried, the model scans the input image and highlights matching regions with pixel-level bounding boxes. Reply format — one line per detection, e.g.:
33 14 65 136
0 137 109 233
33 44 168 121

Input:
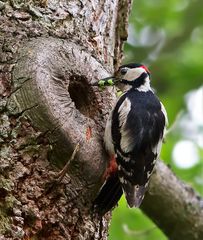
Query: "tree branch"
141 160 203 240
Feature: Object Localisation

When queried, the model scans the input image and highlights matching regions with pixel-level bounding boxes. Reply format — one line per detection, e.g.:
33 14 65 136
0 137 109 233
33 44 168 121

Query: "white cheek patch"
124 67 145 81
137 77 151 92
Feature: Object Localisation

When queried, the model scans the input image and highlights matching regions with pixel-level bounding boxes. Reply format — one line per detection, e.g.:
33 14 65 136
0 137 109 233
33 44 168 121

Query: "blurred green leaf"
110 0 203 239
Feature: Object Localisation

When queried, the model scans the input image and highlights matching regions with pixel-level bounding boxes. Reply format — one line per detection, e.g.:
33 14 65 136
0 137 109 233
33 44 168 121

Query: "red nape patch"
102 155 118 180
141 65 150 74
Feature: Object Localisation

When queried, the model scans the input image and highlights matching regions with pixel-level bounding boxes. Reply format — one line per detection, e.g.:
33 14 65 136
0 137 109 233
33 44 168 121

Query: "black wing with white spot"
112 89 166 207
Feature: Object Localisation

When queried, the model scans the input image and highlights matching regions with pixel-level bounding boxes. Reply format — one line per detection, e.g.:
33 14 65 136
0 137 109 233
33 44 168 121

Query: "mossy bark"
0 0 131 239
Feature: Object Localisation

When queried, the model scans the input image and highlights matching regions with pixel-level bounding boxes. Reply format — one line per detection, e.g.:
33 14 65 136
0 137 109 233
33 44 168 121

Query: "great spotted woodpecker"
93 63 168 215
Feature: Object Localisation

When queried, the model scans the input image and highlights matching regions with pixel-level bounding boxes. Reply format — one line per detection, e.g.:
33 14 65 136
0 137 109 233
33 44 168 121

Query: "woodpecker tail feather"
93 172 123 215
116 151 153 208
122 182 146 208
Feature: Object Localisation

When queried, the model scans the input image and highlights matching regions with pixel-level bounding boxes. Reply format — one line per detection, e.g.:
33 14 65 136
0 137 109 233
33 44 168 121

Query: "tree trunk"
0 0 131 239
1 1 203 240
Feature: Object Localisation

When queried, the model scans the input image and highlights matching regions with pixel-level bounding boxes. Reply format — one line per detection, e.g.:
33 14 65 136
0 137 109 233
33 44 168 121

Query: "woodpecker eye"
120 68 128 75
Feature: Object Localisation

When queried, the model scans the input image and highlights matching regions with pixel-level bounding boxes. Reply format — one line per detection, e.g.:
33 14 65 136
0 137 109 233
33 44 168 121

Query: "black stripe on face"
121 72 148 88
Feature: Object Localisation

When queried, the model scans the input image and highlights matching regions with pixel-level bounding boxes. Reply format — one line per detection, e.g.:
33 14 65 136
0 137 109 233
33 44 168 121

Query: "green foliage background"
109 0 203 239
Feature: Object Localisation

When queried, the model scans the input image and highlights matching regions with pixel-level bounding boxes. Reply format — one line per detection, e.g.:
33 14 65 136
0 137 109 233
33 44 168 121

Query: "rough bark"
0 0 131 239
1 1 203 240
142 161 203 240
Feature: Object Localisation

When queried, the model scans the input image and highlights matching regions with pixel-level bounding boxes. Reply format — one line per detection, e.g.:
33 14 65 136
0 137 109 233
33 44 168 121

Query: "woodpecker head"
117 63 151 89
95 63 151 91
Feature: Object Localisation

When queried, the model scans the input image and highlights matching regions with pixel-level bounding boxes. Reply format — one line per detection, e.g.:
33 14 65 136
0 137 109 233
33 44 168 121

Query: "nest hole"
68 75 98 119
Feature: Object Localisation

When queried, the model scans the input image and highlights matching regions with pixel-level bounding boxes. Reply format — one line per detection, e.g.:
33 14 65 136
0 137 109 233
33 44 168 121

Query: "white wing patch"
118 98 131 127
104 111 114 155
118 98 135 153
118 163 133 176
151 102 167 158
117 149 130 162
161 101 168 127
120 177 127 184
152 139 163 158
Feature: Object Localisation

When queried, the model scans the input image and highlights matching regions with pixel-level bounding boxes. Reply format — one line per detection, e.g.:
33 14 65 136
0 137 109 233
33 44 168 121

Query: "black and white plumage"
94 63 168 214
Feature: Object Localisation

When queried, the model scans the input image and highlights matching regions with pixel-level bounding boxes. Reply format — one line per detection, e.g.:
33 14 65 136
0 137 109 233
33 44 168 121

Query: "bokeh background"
109 1 203 239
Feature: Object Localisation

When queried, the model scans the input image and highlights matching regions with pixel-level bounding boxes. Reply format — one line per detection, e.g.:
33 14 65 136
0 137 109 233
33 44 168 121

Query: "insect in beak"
92 76 120 87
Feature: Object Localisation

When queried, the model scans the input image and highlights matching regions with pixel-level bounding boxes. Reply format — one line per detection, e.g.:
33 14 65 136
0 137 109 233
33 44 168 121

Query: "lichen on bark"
0 0 131 239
